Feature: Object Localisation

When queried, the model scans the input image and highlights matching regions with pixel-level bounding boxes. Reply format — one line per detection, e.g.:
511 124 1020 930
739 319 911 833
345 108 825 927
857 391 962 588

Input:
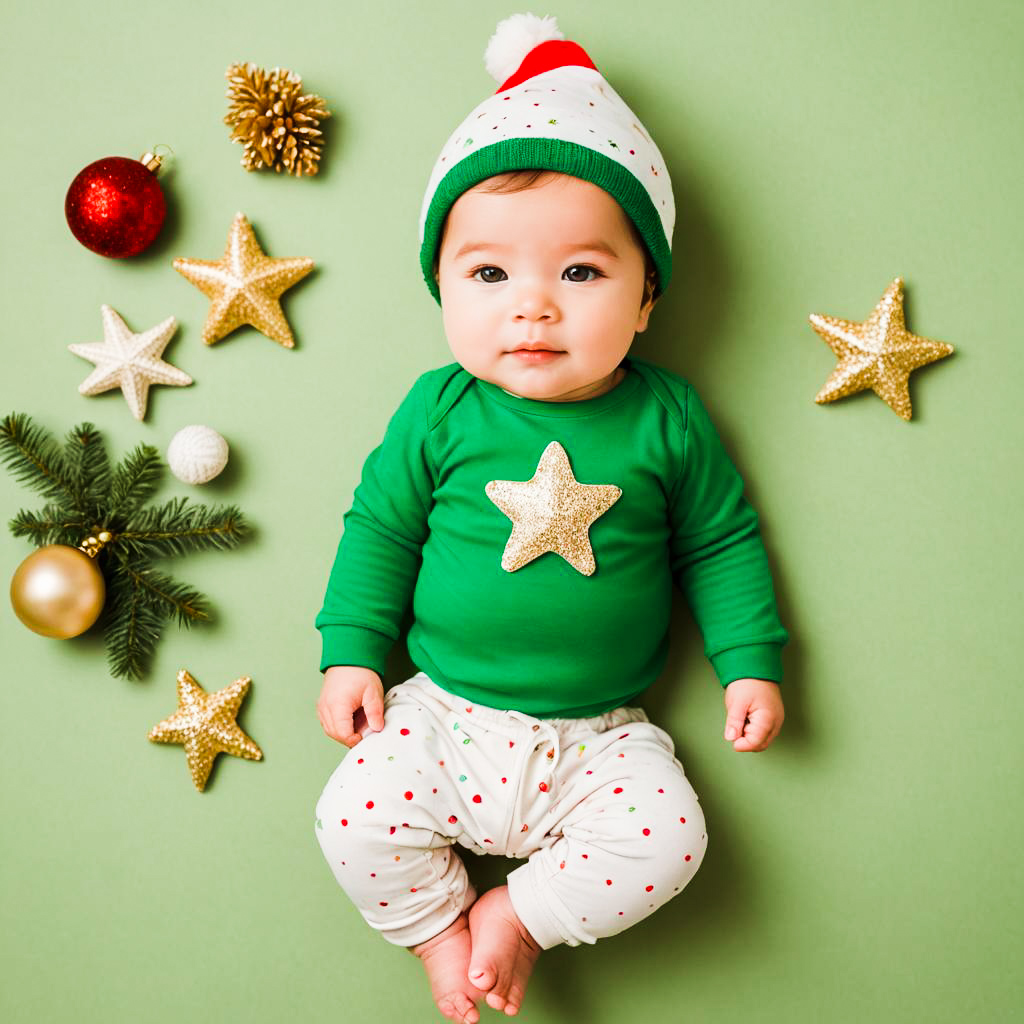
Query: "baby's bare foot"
467 885 542 1016
411 913 485 1024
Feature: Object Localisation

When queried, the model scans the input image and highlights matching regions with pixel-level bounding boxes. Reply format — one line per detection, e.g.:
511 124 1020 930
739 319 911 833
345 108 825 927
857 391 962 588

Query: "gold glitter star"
68 305 192 421
173 212 313 347
485 441 621 576
149 669 263 792
809 278 953 420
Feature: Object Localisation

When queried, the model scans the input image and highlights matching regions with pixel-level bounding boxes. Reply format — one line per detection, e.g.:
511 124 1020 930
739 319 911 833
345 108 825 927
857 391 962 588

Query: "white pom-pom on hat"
167 425 230 485
484 13 564 83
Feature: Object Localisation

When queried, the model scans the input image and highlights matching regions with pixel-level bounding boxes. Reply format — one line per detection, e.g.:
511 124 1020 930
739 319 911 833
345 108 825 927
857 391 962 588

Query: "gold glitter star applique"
173 212 313 348
809 278 953 420
149 669 263 792
485 441 622 576
68 305 192 421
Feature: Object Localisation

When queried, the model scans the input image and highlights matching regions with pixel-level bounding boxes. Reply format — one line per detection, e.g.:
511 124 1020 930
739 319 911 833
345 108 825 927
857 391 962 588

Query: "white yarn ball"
167 425 229 485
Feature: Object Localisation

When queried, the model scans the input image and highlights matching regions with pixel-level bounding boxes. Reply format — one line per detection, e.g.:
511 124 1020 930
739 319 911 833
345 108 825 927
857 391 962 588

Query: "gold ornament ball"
9 545 105 638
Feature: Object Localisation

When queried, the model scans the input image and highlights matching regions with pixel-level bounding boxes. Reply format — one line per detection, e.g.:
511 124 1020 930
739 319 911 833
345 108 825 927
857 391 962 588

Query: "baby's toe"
439 991 479 1024
485 990 510 1012
453 992 479 1024
468 964 496 992
475 959 511 1009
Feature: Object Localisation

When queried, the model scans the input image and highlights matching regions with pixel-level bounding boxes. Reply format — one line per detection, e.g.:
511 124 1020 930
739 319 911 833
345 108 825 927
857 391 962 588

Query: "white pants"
314 673 707 949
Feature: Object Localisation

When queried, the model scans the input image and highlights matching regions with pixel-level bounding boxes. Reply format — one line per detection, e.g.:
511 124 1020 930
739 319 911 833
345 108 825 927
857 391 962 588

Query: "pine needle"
107 443 162 521
9 505 88 547
62 422 111 520
104 559 167 680
117 498 249 559
0 413 78 505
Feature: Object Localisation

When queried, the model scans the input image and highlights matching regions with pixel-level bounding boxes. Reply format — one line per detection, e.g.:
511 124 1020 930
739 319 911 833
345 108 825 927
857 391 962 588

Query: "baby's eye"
473 266 507 283
563 265 602 283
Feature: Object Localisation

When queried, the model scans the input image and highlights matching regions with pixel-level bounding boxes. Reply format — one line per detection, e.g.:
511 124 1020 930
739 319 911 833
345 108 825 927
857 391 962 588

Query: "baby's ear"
635 273 659 333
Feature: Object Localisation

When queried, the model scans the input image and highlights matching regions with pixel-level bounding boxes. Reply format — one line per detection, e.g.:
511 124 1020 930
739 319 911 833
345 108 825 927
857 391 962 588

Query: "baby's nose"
513 287 558 321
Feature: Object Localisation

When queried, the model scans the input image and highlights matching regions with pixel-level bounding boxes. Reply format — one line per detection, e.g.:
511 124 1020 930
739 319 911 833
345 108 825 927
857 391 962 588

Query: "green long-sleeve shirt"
316 357 788 718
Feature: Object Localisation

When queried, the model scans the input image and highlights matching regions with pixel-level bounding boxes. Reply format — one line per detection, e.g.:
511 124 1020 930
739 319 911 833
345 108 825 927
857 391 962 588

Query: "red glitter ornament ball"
65 154 167 257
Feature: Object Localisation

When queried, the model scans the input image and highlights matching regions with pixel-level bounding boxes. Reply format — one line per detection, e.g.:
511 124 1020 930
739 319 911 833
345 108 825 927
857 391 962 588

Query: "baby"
314 14 787 1023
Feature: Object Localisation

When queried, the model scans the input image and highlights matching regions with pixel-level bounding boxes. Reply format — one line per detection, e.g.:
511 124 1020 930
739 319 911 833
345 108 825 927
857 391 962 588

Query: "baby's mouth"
510 342 564 354
510 347 563 361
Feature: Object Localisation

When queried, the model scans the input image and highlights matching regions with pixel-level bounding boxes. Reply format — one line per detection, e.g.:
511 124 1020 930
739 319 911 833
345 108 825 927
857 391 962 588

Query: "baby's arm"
315 376 438 741
317 665 385 748
665 381 789 748
723 678 784 752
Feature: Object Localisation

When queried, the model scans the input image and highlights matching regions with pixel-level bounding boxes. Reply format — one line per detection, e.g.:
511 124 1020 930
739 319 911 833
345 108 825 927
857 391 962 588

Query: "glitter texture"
68 305 191 421
809 278 953 420
64 156 166 257
485 440 621 575
148 668 263 792
173 212 313 348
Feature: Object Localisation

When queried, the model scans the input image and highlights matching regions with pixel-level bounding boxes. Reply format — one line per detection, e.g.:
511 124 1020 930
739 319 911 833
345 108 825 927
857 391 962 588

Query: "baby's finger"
325 703 359 747
763 717 784 748
723 701 750 743
316 701 337 738
734 710 773 752
363 684 385 733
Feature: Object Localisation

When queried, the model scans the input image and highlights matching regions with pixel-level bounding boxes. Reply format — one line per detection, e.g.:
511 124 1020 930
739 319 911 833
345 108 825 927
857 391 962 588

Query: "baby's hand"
722 678 784 752
317 665 385 748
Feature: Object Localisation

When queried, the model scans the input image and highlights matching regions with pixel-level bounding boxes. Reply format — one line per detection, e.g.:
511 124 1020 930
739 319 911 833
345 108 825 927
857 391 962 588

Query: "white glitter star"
69 305 192 421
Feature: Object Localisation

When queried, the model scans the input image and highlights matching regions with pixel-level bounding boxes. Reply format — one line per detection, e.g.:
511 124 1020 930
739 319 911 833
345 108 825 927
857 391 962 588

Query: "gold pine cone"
224 62 331 177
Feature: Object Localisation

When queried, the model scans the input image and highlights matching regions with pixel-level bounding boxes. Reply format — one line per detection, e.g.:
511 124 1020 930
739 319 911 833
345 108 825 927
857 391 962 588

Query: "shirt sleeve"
315 377 436 673
668 384 789 686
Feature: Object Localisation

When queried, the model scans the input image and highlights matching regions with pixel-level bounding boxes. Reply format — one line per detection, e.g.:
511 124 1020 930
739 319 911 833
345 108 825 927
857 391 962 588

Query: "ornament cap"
78 530 114 559
139 152 162 172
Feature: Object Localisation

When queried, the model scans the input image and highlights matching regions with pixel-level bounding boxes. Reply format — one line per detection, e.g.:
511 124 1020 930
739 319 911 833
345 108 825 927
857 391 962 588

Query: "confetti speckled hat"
419 12 675 304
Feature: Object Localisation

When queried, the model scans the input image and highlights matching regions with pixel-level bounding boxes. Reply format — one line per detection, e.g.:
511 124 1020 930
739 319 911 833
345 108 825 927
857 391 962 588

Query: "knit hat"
418 13 674 304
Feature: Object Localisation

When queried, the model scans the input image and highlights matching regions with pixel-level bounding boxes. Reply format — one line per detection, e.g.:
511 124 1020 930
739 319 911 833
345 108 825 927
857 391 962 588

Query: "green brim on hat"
419 138 672 305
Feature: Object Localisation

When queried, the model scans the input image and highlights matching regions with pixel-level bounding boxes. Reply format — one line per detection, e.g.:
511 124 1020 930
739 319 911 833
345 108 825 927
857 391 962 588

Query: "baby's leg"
315 739 476 946
315 688 483 1020
506 719 707 949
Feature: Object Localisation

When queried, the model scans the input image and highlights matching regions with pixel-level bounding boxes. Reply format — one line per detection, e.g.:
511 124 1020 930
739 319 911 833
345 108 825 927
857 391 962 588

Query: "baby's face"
436 173 655 402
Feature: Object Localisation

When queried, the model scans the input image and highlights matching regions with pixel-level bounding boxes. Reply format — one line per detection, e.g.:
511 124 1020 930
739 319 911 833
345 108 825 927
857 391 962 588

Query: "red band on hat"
497 40 599 93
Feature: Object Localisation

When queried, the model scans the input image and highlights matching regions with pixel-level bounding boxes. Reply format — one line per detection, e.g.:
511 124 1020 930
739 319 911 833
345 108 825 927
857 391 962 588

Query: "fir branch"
117 498 250 559
103 561 166 680
9 505 89 548
0 413 79 507
106 443 163 522
111 555 210 626
103 557 212 678
62 422 111 519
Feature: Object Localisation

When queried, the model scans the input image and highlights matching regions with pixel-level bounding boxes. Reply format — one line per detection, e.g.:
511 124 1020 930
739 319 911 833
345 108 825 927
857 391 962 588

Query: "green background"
2 1 1021 1021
